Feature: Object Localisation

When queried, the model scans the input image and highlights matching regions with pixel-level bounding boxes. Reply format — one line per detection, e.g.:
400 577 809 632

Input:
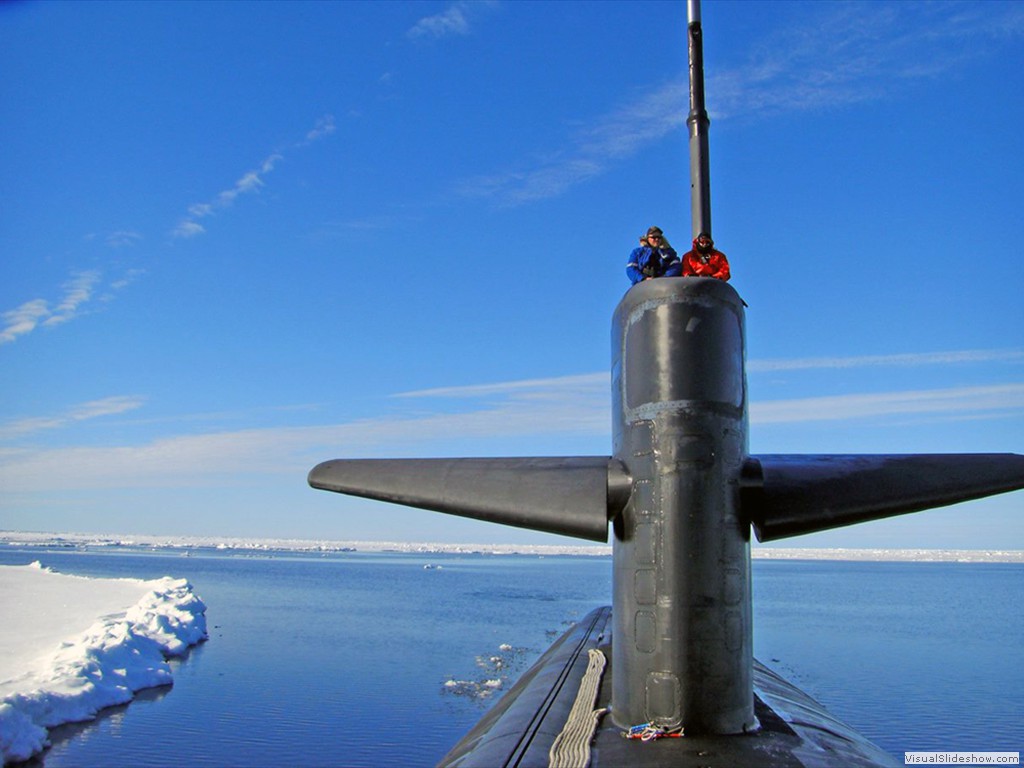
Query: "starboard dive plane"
309 3 1024 766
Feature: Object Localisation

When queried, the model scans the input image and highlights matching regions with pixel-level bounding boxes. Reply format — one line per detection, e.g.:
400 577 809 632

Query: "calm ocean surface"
1 545 1021 767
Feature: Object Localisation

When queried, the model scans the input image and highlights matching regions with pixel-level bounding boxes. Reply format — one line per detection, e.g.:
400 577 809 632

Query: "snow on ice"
3 530 1022 561
0 562 207 765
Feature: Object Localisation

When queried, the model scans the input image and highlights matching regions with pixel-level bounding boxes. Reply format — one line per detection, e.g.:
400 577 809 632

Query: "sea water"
0 545 1020 766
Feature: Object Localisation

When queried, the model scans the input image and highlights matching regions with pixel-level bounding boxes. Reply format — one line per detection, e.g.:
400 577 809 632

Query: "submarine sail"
309 2 1024 765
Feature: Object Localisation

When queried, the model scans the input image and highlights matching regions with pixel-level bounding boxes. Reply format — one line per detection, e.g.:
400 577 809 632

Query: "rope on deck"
548 648 608 768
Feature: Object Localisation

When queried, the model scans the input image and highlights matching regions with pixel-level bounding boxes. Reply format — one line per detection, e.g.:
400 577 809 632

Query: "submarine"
309 3 1024 766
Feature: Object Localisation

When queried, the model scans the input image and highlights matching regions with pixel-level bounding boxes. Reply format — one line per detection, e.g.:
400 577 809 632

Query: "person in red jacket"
682 232 731 281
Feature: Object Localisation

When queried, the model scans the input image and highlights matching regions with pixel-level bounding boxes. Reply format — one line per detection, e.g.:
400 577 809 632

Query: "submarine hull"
438 606 899 768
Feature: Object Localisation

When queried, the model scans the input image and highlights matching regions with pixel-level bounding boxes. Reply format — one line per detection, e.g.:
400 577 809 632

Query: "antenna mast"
687 0 712 240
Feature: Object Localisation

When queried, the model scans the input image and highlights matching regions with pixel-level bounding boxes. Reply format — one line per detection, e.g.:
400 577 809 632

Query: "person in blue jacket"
626 226 681 285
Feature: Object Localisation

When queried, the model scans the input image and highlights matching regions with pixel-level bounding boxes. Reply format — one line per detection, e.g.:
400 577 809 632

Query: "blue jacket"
626 245 681 285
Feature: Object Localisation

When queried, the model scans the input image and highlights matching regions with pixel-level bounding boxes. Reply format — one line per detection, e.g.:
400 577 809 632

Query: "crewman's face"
696 235 712 250
647 234 662 246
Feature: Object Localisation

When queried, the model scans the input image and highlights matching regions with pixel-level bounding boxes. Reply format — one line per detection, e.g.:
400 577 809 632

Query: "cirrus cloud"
171 115 335 239
1 271 101 344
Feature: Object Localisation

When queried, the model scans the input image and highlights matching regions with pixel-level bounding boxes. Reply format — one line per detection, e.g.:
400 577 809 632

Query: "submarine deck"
439 606 898 768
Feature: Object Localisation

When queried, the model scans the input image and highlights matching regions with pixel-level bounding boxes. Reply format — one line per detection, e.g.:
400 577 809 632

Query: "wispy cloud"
461 1 1024 205
2 342 1022 496
0 401 606 493
302 114 337 145
172 115 336 239
3 374 1021 493
396 372 607 400
749 348 1024 373
394 353 1024 433
752 384 1024 425
43 271 101 328
709 1 1024 120
0 300 50 346
390 372 610 439
307 211 423 242
407 1 497 41
1 271 102 344
394 368 1024 429
457 79 684 206
0 395 146 441
172 154 283 239
0 269 142 346
107 268 146 293
172 221 206 239
105 230 143 248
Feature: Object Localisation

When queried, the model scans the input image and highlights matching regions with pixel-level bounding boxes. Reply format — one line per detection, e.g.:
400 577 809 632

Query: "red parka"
681 238 731 281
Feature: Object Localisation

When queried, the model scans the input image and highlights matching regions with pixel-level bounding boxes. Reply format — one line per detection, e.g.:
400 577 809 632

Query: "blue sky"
2 0 1022 548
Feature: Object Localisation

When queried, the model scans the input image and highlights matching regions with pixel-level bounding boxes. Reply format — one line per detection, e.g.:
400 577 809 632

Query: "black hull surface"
439 606 898 768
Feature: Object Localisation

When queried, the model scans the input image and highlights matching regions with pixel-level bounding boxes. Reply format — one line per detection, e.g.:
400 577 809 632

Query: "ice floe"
443 643 532 701
0 562 207 765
